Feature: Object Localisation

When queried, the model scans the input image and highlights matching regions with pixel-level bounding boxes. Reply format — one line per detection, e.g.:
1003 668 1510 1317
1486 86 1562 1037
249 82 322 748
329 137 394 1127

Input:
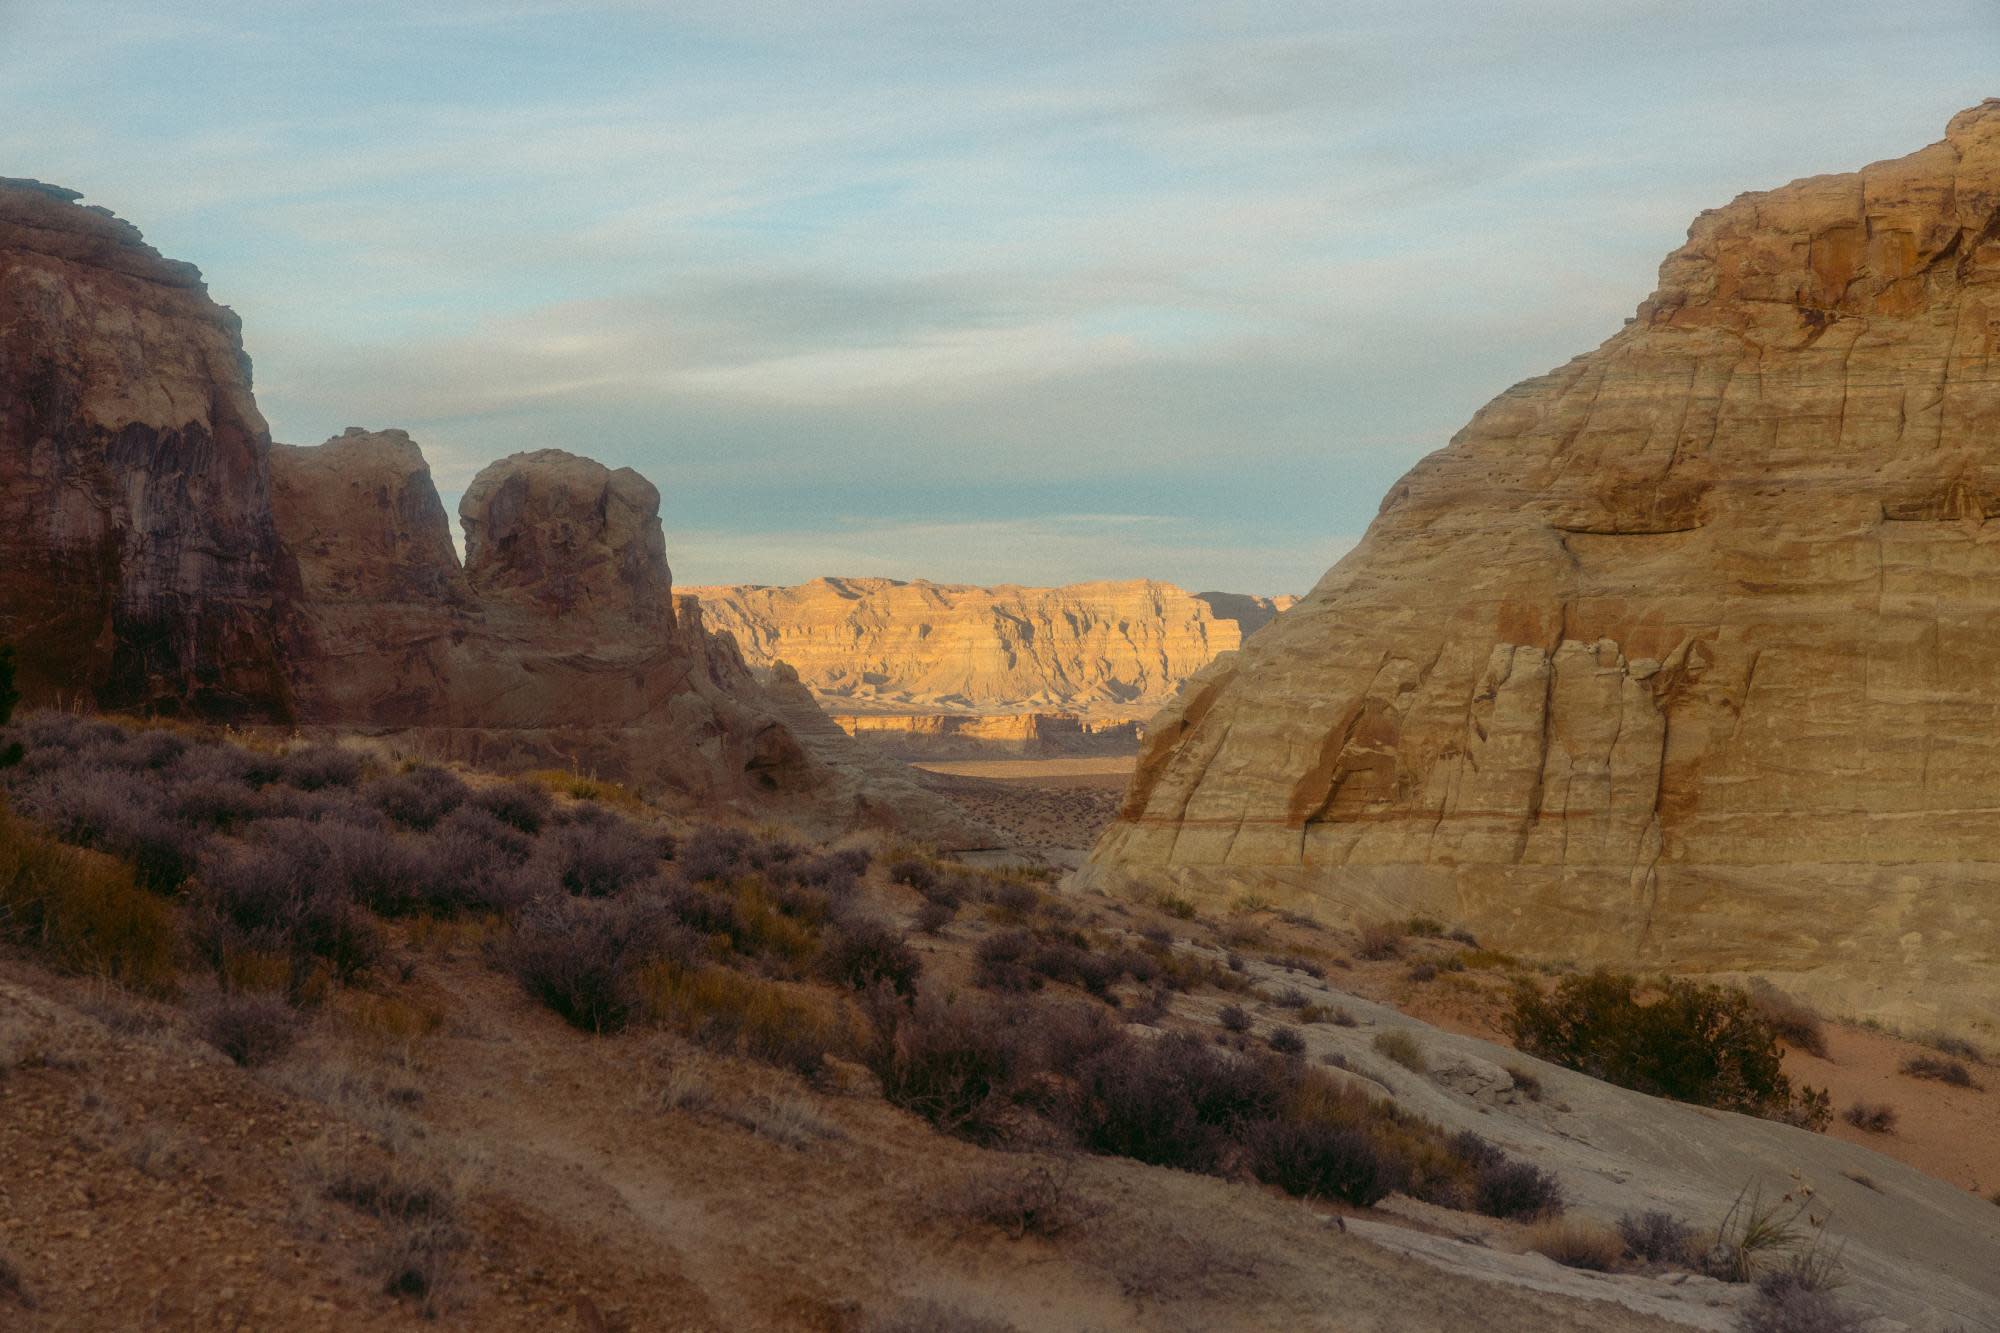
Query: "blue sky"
3 2 1993 593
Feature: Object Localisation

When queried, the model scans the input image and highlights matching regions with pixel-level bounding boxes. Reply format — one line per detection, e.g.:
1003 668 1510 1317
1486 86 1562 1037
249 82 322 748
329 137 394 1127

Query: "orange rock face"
0 179 297 719
1083 103 2000 1035
684 577 1293 718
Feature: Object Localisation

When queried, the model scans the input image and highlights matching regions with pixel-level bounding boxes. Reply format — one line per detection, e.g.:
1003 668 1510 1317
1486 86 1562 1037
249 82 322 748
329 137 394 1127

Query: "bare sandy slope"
1 945 1694 1333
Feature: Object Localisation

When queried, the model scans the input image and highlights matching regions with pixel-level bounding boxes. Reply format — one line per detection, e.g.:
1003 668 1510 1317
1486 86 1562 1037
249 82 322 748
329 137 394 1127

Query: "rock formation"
0 179 982 842
684 577 1294 718
1082 103 2000 1036
0 178 296 719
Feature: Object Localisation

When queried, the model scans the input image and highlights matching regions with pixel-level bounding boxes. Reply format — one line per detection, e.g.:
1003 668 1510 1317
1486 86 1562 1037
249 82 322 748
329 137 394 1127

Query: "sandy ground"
916 757 1133 857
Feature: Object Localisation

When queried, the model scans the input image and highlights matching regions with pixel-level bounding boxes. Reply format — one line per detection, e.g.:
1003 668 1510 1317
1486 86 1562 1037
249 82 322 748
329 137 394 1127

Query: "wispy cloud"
2 0 1992 593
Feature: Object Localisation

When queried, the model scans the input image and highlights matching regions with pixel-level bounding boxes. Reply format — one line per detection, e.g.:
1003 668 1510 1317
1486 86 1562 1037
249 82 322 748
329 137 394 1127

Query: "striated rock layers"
0 179 981 841
684 577 1294 718
1082 103 2000 1035
0 179 296 719
831 711 1144 760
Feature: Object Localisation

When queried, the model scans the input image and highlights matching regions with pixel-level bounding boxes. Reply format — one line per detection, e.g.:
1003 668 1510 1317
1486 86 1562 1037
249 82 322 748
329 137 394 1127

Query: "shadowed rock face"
0 179 296 719
1082 103 2000 1035
461 449 672 623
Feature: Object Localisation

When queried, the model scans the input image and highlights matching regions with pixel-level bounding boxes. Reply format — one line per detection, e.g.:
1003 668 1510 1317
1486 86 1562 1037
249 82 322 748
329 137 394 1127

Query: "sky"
2 2 1994 594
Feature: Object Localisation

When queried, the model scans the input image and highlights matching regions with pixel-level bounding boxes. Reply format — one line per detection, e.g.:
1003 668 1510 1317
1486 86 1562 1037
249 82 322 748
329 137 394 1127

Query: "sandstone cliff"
831 711 1143 760
0 178 296 719
1082 103 2000 1037
684 577 1293 718
0 180 981 842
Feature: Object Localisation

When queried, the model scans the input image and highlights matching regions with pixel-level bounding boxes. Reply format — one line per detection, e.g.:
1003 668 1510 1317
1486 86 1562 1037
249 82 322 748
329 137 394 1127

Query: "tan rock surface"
685 576 1293 718
0 178 297 719
1082 102 2000 1038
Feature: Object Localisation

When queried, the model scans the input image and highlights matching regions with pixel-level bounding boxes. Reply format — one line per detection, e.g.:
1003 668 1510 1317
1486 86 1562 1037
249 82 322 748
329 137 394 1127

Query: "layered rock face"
684 577 1293 718
0 179 296 718
1083 103 2000 1034
832 711 1143 759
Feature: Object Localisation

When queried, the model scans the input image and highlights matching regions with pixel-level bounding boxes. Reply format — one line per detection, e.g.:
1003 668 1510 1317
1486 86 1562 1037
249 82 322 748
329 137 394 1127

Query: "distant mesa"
1080 101 2000 1035
683 577 1297 740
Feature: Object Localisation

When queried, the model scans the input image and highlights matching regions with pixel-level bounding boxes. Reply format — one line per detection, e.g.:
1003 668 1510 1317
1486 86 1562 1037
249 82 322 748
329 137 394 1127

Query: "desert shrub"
820 917 921 995
1747 983 1828 1059
953 1158 1098 1239
675 824 755 882
0 807 178 993
1618 1210 1698 1266
914 900 955 934
1125 987 1171 1025
1407 962 1437 983
1736 1272 1866 1333
1217 1004 1252 1034
1525 1218 1623 1272
1068 1032 1290 1173
19 767 206 892
282 744 365 791
772 847 869 899
503 895 691 1033
973 929 1036 992
0 1246 29 1309
1475 1158 1565 1220
368 766 468 831
1372 1029 1424 1072
1508 971 1821 1123
866 993 1039 1142
540 816 660 898
1355 922 1402 960
886 855 938 894
193 826 383 986
1268 1026 1305 1057
378 1218 463 1314
1842 1101 1896 1133
170 774 268 831
1705 1186 1819 1284
987 881 1040 921
1901 1054 1978 1087
325 1155 457 1224
468 780 552 835
1405 916 1445 938
1245 1117 1398 1205
1921 1032 1985 1063
418 811 534 916
199 992 300 1066
1157 893 1197 920
638 961 856 1074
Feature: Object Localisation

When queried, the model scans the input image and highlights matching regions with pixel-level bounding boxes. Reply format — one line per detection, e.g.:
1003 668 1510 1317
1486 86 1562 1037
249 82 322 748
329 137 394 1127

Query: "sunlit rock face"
0 179 298 719
684 576 1295 717
1081 103 2000 1036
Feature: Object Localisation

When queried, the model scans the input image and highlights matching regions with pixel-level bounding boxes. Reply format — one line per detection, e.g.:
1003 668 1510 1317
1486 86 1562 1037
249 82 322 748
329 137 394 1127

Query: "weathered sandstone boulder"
269 438 989 842
685 577 1294 718
0 178 296 718
1081 102 2000 1037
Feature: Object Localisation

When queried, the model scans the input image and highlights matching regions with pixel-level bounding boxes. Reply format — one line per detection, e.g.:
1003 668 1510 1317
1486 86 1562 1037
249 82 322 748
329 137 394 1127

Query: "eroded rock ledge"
1081 102 2000 1036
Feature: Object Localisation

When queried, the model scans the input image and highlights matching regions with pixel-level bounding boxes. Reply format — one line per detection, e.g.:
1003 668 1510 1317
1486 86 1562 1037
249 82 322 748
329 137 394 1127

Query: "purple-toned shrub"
503 894 693 1032
469 780 552 835
282 744 366 791
369 766 468 832
541 817 660 898
1245 1118 1398 1205
1068 1032 1290 1172
820 917 921 995
675 825 757 883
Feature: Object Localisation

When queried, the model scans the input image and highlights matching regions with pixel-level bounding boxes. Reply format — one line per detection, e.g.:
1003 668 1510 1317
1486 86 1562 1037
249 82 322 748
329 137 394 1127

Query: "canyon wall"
0 179 297 719
1081 103 2000 1036
831 711 1143 760
684 577 1294 718
0 180 981 843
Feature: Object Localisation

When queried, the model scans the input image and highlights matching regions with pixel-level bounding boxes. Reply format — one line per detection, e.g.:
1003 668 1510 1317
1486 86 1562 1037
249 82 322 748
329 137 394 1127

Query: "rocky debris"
0 178 296 719
684 577 1295 719
1080 103 2000 1036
